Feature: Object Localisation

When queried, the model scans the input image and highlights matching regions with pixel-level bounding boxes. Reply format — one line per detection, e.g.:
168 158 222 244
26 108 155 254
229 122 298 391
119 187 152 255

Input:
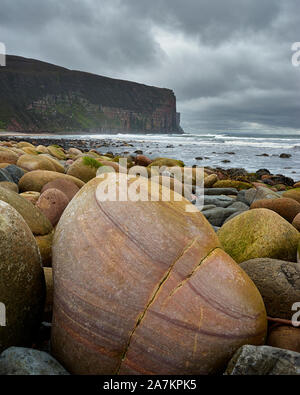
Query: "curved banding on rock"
51 174 267 375
119 248 267 375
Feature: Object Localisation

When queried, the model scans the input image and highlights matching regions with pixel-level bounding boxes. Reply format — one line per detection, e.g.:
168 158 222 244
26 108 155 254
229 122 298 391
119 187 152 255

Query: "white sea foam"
15 131 300 178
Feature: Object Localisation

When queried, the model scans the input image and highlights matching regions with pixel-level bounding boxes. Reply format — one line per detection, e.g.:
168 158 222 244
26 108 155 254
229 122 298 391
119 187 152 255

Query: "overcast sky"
0 0 300 133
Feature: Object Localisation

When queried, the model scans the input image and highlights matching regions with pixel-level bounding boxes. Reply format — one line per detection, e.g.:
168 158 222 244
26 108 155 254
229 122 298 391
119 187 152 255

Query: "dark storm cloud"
0 0 299 132
123 0 282 44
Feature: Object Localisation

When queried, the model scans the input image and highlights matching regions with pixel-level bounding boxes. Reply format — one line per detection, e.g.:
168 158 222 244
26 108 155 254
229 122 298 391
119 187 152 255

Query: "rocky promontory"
0 55 183 134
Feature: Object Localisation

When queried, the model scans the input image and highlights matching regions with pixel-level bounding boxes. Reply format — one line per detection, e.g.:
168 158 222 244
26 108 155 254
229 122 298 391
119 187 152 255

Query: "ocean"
7 130 300 179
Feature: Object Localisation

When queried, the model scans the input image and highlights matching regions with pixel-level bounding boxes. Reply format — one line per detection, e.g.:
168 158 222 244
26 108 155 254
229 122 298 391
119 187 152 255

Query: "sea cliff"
0 55 183 134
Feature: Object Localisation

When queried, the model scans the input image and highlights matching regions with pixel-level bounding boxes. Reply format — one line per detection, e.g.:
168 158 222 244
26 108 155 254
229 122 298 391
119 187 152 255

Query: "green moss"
243 173 258 182
218 209 299 263
48 145 66 160
50 144 63 149
213 180 252 191
148 158 185 168
82 156 103 169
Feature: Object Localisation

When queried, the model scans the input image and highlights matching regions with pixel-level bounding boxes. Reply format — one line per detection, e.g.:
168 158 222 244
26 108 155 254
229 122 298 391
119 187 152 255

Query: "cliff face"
0 55 183 134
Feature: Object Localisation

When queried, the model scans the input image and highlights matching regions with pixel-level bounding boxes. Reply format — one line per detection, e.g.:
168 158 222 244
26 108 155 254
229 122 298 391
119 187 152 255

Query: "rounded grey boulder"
240 258 300 320
0 347 69 375
225 345 300 375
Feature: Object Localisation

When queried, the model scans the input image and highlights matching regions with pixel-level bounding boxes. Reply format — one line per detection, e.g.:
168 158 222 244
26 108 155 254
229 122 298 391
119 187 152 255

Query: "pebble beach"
0 136 299 375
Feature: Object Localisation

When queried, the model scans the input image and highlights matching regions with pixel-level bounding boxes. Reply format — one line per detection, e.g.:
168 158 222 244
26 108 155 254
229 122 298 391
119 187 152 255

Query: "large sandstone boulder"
47 146 66 160
66 157 99 183
21 147 39 155
218 209 299 263
0 201 45 353
9 147 28 157
19 170 84 192
135 155 152 167
0 187 52 235
148 158 184 168
98 160 126 173
67 147 82 157
0 149 18 165
36 145 49 154
0 182 18 193
38 154 65 173
36 188 69 226
204 174 218 187
293 213 300 231
283 188 300 204
250 198 300 223
240 258 300 320
41 178 79 202
17 154 56 172
51 174 267 375
16 142 35 149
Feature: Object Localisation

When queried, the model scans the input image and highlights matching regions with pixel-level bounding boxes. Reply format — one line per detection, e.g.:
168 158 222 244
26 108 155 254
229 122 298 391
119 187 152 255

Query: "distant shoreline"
0 130 184 136
0 132 57 136
0 133 298 181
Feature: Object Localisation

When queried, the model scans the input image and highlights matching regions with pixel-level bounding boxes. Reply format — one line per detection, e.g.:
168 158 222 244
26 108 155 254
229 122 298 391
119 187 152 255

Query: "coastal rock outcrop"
0 55 182 134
